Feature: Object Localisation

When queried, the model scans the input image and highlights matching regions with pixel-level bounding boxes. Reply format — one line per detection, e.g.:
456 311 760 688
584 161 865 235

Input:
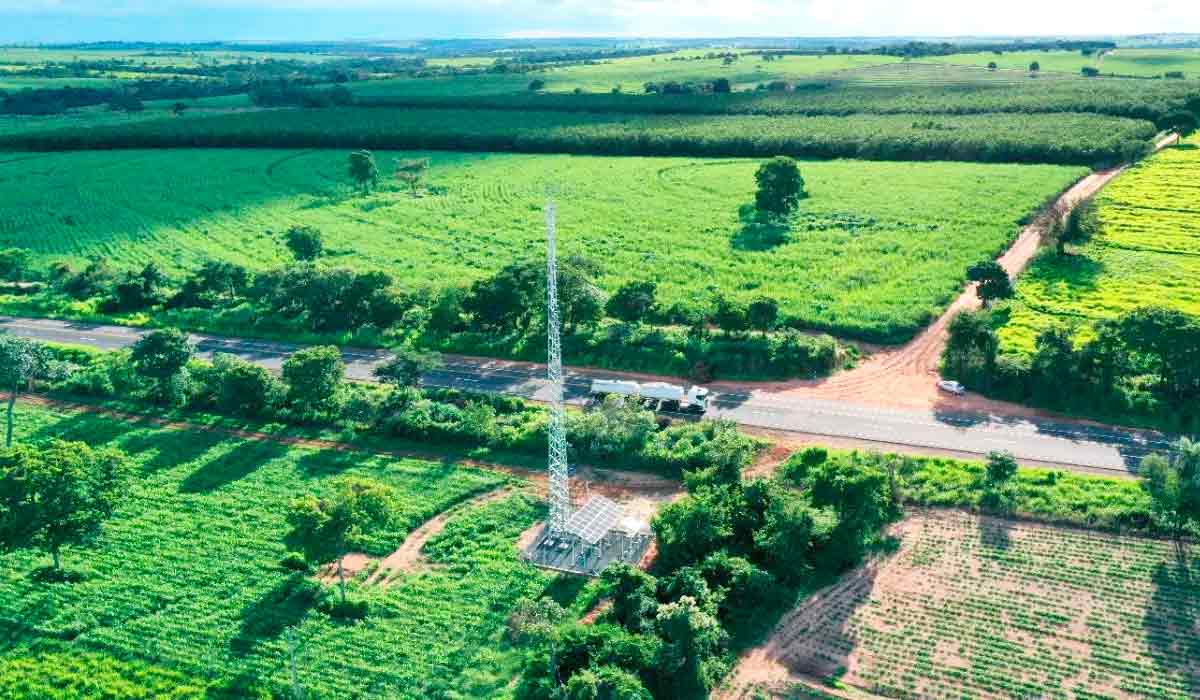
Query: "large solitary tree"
0 336 49 447
286 477 395 602
754 156 807 218
0 440 128 572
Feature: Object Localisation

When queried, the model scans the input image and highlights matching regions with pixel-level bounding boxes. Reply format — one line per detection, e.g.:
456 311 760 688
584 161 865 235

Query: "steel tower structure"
544 203 571 534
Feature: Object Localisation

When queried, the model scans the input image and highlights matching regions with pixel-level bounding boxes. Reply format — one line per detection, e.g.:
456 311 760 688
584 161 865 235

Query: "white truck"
590 378 710 414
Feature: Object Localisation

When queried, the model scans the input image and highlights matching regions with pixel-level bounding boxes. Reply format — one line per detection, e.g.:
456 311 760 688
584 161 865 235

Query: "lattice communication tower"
545 203 571 534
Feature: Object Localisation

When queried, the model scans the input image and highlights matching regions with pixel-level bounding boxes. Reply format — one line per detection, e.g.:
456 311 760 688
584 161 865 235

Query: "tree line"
0 106 1163 169
943 305 1200 433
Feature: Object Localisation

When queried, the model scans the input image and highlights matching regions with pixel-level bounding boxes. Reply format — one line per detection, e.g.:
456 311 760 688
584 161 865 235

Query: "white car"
937 379 966 396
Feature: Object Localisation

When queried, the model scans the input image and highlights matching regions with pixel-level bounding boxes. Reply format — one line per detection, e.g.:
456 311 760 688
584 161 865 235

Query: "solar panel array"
566 496 622 545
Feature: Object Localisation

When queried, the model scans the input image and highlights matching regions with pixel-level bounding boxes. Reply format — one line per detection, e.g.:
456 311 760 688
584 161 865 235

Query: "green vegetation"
945 137 1200 431
930 47 1200 79
0 650 208 699
766 508 1199 699
0 107 1158 166
788 448 1158 534
1000 136 1200 353
348 68 1200 128
0 149 1086 345
0 400 549 699
512 426 896 699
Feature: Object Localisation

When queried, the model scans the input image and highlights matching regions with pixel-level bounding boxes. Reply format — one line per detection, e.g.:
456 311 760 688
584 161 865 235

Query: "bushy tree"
653 486 734 571
463 261 543 334
209 353 284 417
0 336 50 447
754 156 806 217
348 149 379 193
985 450 1019 485
1140 439 1200 541
714 296 750 337
286 477 394 601
1164 111 1198 138
606 281 657 325
0 248 31 282
655 596 727 697
747 296 779 336
284 225 324 261
168 260 250 309
130 329 194 404
943 309 999 385
111 263 168 311
601 563 659 633
569 395 657 462
1030 61 1040 72
966 260 1013 308
0 440 128 571
753 490 818 583
711 78 731 93
255 265 403 332
1055 198 1099 255
282 346 345 418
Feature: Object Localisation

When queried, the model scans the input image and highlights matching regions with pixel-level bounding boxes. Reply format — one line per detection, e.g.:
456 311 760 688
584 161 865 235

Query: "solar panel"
566 496 622 545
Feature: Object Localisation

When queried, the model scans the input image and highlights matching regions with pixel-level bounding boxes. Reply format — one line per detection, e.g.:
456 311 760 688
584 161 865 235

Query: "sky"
0 0 1197 44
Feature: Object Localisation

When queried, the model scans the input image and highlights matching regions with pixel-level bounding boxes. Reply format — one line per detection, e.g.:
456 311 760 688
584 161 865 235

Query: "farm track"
368 487 517 584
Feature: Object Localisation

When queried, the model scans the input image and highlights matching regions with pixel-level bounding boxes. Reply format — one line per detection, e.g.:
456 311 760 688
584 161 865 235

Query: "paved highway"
1 315 1176 476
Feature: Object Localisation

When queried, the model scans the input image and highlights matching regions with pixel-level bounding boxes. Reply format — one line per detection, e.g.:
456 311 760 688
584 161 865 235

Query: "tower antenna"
545 203 571 534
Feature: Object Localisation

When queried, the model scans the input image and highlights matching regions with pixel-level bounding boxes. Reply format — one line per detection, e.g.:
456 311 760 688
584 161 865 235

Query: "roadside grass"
0 149 1086 344
0 401 556 699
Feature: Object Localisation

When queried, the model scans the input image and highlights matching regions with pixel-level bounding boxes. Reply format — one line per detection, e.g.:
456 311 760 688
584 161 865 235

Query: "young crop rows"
0 404 549 699
760 510 1199 700
1001 135 1200 353
0 149 1086 343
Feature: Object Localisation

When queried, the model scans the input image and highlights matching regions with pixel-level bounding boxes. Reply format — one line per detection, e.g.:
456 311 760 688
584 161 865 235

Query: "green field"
0 149 1086 342
999 135 1200 354
757 509 1199 699
0 402 551 699
931 48 1200 78
353 52 904 97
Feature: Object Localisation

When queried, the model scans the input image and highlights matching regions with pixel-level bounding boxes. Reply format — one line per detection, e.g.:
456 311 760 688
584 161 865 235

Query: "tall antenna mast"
545 203 571 534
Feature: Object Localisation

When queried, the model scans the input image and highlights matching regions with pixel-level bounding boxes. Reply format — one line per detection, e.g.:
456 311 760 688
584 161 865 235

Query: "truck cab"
687 386 710 414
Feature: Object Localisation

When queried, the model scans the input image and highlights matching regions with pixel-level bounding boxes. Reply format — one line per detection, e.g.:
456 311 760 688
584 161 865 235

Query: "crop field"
999 136 1200 353
0 106 1158 167
0 402 553 699
352 53 903 98
931 48 1200 78
0 149 1086 342
745 510 1200 700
